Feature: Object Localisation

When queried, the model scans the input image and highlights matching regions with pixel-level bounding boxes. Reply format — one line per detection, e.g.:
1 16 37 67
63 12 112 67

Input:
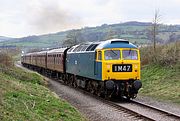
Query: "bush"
0 52 13 67
141 42 180 66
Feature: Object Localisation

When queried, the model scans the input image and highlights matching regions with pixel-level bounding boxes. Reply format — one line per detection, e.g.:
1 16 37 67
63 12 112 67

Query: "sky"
0 0 180 38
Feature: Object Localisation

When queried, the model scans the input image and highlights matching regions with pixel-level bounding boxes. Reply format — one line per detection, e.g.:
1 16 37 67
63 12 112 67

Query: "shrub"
0 52 13 67
140 41 180 66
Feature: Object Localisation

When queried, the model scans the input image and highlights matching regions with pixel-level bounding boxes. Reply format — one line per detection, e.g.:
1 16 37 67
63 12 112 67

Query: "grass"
139 63 180 104
0 65 85 121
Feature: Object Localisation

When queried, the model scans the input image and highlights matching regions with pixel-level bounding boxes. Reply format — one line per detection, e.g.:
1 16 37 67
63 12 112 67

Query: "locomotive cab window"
104 50 120 60
97 51 102 60
122 50 138 60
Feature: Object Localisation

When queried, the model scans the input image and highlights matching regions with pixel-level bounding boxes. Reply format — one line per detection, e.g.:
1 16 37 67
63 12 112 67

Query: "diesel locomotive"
21 39 142 99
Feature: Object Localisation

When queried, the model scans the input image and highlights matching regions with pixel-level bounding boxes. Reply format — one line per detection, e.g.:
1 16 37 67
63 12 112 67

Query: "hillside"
0 65 86 121
1 21 180 49
0 36 13 42
140 64 180 104
140 42 180 104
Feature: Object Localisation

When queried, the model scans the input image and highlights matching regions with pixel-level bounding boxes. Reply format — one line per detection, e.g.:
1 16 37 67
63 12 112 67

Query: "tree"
151 9 161 52
63 30 82 47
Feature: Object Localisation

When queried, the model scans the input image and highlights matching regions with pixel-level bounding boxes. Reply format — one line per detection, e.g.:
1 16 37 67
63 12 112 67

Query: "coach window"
97 51 102 60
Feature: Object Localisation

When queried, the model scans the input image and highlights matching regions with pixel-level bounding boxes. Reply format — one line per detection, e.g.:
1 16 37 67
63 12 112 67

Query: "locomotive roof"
68 39 137 53
96 39 137 49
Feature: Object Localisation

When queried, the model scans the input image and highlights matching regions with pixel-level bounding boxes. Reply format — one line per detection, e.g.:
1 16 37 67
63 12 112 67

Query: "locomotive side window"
73 45 80 52
90 44 98 51
76 45 83 52
98 51 102 60
81 45 89 51
122 50 138 60
86 44 94 51
68 47 73 52
86 44 99 51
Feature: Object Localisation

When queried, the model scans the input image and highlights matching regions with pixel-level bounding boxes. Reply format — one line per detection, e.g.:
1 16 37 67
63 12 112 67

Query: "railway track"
100 99 155 121
93 95 180 121
64 83 180 121
19 64 180 121
50 78 154 120
65 85 158 121
130 100 180 120
43 77 180 121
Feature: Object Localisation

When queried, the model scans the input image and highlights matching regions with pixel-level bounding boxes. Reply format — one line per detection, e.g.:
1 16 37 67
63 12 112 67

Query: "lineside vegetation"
0 50 85 121
140 42 180 104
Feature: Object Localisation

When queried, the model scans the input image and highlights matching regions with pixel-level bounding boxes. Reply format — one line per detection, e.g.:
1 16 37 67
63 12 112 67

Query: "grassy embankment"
139 42 180 104
0 65 85 121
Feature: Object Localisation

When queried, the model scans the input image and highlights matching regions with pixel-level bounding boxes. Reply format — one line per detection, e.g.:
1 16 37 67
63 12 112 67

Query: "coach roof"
47 48 67 54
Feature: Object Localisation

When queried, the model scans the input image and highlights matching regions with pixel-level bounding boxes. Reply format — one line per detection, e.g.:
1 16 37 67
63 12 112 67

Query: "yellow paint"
98 48 141 81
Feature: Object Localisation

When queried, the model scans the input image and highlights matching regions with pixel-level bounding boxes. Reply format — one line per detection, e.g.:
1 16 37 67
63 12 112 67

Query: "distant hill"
0 36 13 42
1 21 180 49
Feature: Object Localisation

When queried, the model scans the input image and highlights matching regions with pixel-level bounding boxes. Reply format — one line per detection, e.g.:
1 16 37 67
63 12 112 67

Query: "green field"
0 65 85 121
140 64 180 104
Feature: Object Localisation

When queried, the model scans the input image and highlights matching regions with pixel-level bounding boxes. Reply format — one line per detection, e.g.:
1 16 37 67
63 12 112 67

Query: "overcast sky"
0 0 180 38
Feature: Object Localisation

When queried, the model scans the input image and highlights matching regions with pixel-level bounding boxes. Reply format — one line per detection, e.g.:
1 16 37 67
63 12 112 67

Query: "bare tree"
152 9 161 52
63 30 81 47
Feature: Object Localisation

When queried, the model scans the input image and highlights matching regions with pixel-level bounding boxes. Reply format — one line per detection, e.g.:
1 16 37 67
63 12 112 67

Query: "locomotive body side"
66 51 97 80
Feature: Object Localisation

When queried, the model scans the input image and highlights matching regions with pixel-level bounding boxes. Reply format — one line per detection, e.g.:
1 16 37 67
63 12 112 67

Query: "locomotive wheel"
64 74 69 85
69 75 74 87
88 81 95 94
97 88 102 97
125 96 131 101
90 85 95 94
72 76 77 88
104 94 111 100
95 84 102 97
86 81 90 91
104 89 113 100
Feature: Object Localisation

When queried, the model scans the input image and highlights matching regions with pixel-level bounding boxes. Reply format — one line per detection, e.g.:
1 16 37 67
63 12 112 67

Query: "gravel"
48 79 139 121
